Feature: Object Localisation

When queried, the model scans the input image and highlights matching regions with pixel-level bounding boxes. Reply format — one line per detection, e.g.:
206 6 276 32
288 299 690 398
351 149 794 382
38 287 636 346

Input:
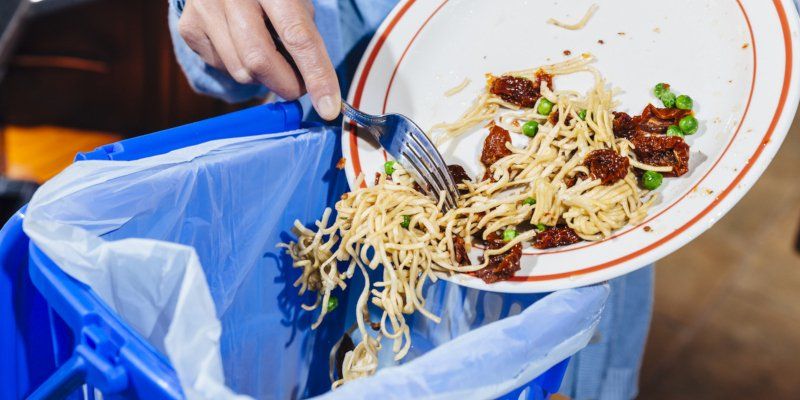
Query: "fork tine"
403 140 443 191
342 101 458 210
403 138 457 209
402 149 457 211
401 148 439 196
407 131 459 207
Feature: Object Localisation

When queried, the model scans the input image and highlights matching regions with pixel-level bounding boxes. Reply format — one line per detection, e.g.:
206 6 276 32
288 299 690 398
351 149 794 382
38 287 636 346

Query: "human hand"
178 0 341 120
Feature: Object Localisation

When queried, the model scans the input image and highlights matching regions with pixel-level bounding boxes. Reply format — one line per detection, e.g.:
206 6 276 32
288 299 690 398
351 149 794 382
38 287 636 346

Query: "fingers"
190 0 254 84
223 0 304 99
262 0 341 120
178 0 340 119
177 3 225 70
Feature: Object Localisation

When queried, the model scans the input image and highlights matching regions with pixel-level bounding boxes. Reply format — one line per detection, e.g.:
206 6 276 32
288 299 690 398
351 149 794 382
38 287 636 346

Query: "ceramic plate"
341 0 800 293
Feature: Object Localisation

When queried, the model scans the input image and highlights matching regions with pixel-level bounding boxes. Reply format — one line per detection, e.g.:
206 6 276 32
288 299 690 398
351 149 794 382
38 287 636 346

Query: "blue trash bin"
0 101 574 399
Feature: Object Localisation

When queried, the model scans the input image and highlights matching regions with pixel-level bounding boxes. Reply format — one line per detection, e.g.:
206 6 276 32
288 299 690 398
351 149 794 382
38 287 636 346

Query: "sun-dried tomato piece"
533 226 582 249
635 104 692 135
480 125 513 168
584 149 630 185
447 164 471 183
489 70 553 108
612 111 636 139
631 133 690 177
447 164 472 195
472 231 522 283
491 76 537 107
613 104 693 139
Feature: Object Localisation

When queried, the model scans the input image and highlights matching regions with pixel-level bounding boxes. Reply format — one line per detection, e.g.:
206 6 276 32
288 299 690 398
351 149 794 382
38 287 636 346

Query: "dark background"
0 0 247 137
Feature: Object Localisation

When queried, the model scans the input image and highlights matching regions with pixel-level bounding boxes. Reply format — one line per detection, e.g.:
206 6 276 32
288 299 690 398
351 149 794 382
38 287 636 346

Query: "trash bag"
22 126 608 399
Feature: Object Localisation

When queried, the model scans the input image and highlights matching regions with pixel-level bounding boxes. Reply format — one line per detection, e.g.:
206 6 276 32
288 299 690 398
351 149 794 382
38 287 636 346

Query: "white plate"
341 0 800 293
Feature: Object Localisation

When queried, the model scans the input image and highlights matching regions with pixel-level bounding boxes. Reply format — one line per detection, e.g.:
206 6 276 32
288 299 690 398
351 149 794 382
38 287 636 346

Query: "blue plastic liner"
4 102 608 399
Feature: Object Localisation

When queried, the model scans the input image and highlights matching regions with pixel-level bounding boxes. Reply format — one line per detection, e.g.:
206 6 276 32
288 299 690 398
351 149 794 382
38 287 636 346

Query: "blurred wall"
0 0 253 136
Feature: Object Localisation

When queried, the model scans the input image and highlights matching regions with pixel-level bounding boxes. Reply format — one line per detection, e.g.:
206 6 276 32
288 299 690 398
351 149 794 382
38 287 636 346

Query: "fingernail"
317 94 341 120
232 69 253 84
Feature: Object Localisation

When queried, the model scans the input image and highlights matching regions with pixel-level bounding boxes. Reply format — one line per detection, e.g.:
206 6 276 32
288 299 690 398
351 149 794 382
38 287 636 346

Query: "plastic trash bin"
1 101 590 399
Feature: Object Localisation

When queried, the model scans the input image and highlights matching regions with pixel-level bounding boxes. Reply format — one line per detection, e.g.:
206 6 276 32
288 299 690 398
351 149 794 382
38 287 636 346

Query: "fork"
341 101 459 210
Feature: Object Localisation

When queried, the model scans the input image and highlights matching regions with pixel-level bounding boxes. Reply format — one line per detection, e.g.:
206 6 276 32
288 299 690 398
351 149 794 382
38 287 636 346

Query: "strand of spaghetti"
444 77 471 97
630 159 674 172
547 4 599 30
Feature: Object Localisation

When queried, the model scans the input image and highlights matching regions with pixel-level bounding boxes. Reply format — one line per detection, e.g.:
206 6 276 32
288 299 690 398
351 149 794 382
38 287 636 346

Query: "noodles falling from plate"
281 55 696 388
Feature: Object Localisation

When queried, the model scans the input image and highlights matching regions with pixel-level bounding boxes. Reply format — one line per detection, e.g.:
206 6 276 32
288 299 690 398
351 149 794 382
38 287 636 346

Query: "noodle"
281 55 660 388
547 4 599 30
444 78 471 97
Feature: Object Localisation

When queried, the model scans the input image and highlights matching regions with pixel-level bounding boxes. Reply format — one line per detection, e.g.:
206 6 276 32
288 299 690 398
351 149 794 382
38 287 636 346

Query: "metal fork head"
342 102 459 210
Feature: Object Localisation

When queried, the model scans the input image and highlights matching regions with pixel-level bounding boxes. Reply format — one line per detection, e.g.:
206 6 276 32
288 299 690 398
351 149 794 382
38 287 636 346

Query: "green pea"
641 171 663 190
578 109 587 120
327 296 338 312
523 197 536 206
676 95 693 110
384 161 396 175
503 229 518 242
679 115 698 135
537 98 554 115
401 215 411 229
654 83 670 98
522 121 539 137
535 223 546 232
666 125 684 138
659 91 676 108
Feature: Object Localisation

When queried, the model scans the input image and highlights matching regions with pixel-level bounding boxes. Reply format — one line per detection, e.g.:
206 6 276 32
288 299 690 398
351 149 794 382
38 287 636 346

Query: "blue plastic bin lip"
76 101 304 162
